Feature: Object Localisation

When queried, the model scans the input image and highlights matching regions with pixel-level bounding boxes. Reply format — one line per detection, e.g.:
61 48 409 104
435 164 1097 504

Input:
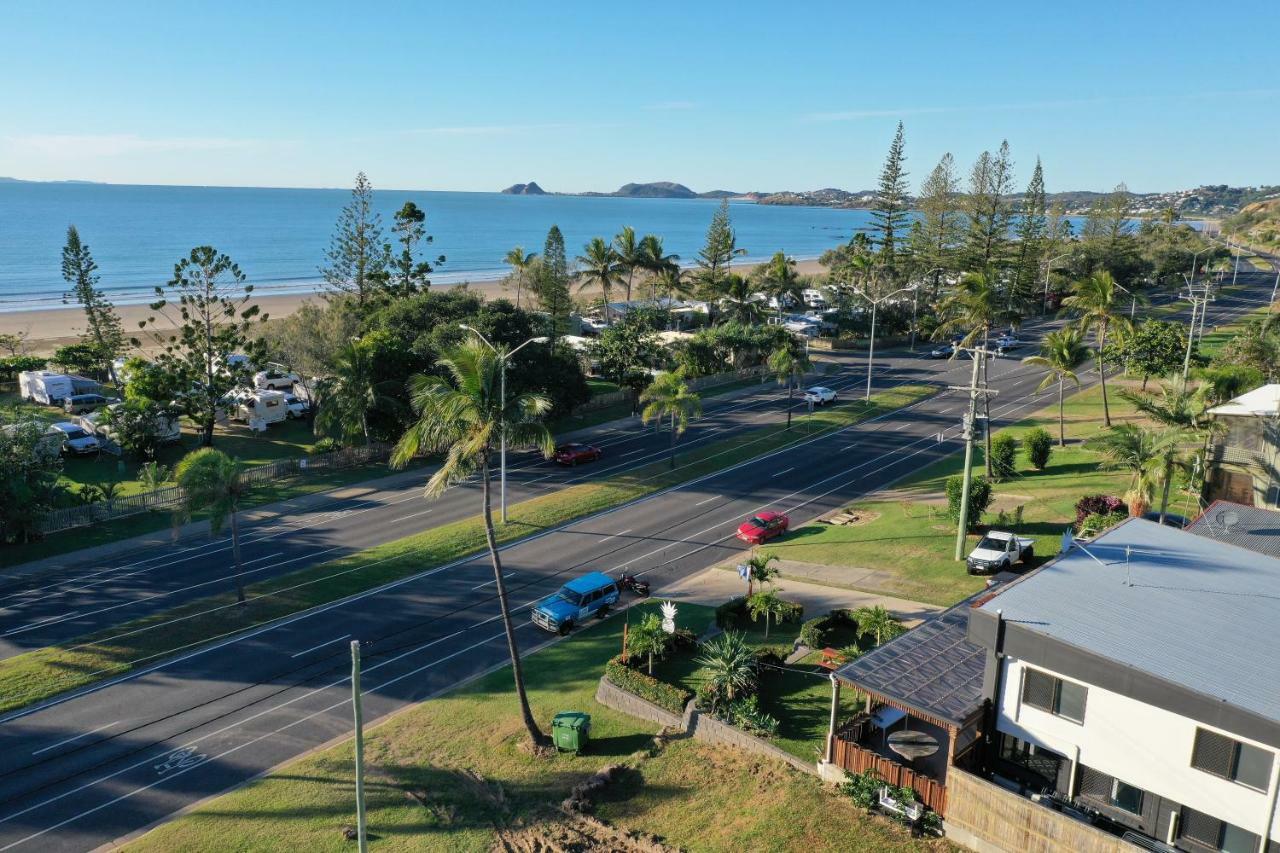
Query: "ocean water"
0 182 882 312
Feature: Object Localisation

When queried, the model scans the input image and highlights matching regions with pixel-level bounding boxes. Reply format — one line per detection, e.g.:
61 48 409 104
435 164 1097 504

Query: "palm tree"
1084 423 1173 508
936 269 1023 474
502 246 538 310
715 274 763 325
695 630 756 703
640 371 702 469
1022 328 1092 446
768 340 811 430
852 605 904 647
390 340 556 747
638 234 680 301
757 251 803 322
315 338 401 446
175 448 249 605
612 226 645 302
576 237 623 323
747 589 787 640
652 267 693 327
1120 381 1214 522
744 551 780 596
1061 270 1142 427
628 612 668 675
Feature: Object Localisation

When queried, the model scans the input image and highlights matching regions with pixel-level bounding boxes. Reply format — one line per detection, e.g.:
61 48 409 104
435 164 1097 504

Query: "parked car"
803 386 837 406
283 394 311 419
802 288 828 309
63 393 116 415
531 571 620 634
994 335 1024 354
46 422 101 456
736 510 790 545
554 442 603 465
965 530 1035 575
580 317 610 336
254 369 299 391
928 343 956 359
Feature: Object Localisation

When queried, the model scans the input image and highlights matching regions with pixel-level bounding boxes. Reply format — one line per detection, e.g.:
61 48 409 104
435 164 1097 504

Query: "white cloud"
3 133 262 157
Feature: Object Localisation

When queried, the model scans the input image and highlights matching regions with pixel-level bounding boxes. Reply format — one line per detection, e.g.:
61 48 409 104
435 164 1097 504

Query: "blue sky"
2 1 1276 194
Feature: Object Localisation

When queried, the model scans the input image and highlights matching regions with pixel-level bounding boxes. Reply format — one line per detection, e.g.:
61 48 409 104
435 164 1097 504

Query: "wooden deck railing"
832 735 948 816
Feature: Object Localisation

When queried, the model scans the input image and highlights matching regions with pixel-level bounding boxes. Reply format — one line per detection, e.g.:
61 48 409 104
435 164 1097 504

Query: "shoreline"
1 257 828 356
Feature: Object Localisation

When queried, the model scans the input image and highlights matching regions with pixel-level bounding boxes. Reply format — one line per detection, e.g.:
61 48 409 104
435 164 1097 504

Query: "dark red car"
736 510 790 545
554 442 603 465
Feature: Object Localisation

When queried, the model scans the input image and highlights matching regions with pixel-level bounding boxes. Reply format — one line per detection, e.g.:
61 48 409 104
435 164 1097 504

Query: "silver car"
803 386 837 406
46 422 101 455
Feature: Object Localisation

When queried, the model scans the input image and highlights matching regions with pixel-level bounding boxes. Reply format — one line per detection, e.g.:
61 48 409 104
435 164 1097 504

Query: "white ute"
965 530 1034 575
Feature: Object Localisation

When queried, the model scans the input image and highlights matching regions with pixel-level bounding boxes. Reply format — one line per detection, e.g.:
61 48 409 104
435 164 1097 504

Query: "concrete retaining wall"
597 676 817 777
595 677 684 730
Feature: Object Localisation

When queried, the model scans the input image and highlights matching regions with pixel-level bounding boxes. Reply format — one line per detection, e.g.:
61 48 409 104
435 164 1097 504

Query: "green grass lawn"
761 384 1151 606
124 599 949 852
0 384 935 714
586 378 621 396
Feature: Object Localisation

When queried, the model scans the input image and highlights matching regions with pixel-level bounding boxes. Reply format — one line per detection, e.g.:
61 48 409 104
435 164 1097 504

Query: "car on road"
736 510 790 545
531 571 620 634
994 334 1024 354
46 421 101 456
965 530 1034 574
554 442 603 465
803 386 837 406
928 342 955 359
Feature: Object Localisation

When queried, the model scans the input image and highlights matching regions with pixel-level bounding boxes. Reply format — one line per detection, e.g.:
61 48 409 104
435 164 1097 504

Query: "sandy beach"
1 258 829 356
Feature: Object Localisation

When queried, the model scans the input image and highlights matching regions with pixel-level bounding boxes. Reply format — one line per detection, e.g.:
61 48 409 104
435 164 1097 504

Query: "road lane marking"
30 721 118 756
694 496 718 506
621 448 646 457
290 634 352 658
471 572 517 590
771 467 795 478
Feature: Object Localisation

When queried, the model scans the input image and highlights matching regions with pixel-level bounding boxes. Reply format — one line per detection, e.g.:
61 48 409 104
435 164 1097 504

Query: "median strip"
0 383 934 716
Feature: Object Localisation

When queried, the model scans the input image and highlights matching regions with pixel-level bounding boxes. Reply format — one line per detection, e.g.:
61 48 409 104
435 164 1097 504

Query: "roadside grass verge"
124 599 949 853
761 384 1150 606
0 384 936 715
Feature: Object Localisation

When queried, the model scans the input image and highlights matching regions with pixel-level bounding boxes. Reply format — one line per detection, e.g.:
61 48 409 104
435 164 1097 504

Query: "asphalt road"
0 263 1274 851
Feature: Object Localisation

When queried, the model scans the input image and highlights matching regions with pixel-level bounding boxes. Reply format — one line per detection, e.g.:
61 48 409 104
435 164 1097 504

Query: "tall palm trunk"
1057 377 1066 447
668 411 677 469
1158 452 1175 523
481 457 546 746
1098 323 1111 427
229 508 246 604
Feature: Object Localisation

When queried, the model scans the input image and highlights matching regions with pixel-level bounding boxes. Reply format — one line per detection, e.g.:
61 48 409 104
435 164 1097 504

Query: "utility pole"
953 347 996 560
1181 283 1208 387
351 640 368 853
1271 265 1279 314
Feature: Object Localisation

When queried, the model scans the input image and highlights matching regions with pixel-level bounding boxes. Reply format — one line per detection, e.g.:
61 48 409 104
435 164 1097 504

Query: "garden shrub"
716 595 802 629
668 627 698 650
1074 494 1127 528
1024 427 1052 471
604 655 692 714
946 474 993 529
991 434 1018 482
798 616 828 649
727 695 780 737
753 645 790 666
313 437 341 454
1079 511 1127 539
840 769 883 809
0 355 47 380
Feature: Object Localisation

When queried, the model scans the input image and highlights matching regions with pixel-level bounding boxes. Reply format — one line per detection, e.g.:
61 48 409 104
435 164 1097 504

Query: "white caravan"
231 390 288 429
18 371 101 406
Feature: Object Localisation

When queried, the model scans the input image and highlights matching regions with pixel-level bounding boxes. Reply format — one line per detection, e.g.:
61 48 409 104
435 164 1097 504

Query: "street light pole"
1271 265 1280 314
458 326 548 523
851 283 917 401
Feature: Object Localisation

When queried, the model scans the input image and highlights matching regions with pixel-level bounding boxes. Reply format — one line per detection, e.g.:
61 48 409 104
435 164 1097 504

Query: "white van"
79 404 182 446
18 371 101 406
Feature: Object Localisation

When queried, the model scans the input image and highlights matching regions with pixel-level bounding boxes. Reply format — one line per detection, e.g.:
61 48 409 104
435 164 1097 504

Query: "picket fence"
38 444 390 535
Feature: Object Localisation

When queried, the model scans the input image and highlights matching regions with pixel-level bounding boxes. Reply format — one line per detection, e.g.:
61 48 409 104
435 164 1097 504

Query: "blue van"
532 572 620 634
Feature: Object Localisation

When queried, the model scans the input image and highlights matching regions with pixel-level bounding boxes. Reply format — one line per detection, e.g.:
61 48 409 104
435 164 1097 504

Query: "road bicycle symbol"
154 746 206 775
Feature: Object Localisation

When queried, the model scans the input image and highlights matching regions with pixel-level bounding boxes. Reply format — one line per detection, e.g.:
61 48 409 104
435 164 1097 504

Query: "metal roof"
834 597 987 729
1186 501 1280 560
978 518 1280 727
1208 384 1280 417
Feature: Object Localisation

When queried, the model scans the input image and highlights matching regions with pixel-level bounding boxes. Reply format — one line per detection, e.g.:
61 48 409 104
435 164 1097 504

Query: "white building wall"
995 657 1280 845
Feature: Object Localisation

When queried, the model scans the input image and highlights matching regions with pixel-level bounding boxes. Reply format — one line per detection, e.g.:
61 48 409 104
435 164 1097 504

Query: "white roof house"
1208 384 1280 417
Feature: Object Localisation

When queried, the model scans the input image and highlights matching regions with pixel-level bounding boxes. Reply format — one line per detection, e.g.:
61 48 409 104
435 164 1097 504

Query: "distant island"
500 182 547 195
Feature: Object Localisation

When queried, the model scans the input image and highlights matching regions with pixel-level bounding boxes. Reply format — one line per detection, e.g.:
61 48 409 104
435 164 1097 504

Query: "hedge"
715 595 803 630
798 608 860 650
604 655 692 715
0 356 46 380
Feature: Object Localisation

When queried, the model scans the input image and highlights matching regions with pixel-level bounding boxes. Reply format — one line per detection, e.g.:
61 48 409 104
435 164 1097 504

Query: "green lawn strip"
548 371 785 434
124 599 944 853
586 378 621 395
761 384 1151 606
0 384 935 714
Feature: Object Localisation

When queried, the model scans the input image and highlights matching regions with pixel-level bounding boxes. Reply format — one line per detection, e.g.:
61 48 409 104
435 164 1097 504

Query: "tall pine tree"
1012 158 1048 308
964 141 1016 272
870 121 910 278
320 172 389 308
533 225 573 341
694 199 744 296
908 152 963 294
61 225 125 383
387 201 444 297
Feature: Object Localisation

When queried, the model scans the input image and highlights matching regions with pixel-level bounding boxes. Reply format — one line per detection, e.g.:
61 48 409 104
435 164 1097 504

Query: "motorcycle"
618 573 650 597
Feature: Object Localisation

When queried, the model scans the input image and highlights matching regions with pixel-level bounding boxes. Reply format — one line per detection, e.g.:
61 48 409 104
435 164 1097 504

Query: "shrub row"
604 655 692 715
714 595 803 629
798 608 859 650
0 356 46 381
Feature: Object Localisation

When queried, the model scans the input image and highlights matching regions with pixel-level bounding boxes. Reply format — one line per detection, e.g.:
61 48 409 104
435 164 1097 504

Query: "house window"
1191 728 1274 791
1110 779 1143 814
1021 668 1087 723
1179 808 1259 853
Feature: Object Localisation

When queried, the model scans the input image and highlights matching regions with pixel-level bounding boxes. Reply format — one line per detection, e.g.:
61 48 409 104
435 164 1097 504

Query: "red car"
736 510 790 545
554 442 603 465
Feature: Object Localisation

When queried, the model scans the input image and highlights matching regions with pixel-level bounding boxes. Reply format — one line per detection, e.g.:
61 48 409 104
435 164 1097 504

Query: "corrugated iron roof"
1187 501 1280 560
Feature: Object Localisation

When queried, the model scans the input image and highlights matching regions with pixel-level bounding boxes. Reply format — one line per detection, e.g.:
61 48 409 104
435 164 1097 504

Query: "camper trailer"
18 371 101 406
230 390 288 429
78 405 182 447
